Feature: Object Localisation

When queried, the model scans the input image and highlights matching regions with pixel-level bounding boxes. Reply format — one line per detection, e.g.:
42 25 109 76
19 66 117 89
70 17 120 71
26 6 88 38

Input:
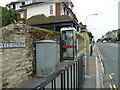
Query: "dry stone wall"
0 24 33 88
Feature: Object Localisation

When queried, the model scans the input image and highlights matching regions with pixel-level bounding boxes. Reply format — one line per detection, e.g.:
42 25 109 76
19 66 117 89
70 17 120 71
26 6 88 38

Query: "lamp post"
85 14 98 76
85 14 98 25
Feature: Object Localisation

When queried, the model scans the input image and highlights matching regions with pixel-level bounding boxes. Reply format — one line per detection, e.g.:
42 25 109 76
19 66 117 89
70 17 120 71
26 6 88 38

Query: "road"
97 43 119 89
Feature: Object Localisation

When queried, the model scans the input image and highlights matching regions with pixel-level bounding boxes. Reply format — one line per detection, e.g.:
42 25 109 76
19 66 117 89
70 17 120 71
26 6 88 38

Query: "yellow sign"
84 40 86 51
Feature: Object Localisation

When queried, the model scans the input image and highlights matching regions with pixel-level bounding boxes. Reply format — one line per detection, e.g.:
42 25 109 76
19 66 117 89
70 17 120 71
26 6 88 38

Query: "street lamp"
85 14 98 76
85 14 98 25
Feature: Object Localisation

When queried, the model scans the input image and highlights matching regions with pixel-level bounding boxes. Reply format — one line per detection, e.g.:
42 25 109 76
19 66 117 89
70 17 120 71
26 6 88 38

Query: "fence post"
90 44 93 56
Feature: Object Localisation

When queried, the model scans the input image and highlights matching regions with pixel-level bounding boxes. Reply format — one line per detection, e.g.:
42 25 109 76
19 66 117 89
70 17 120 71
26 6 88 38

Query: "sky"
72 0 119 40
0 0 119 40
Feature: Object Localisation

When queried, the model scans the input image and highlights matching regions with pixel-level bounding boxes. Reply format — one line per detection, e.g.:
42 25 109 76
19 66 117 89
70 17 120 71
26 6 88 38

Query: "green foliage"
80 31 85 33
87 32 94 42
32 59 36 74
103 38 112 42
20 18 26 24
1 6 20 27
101 37 118 43
97 39 102 42
118 31 120 41
76 33 82 38
29 28 60 40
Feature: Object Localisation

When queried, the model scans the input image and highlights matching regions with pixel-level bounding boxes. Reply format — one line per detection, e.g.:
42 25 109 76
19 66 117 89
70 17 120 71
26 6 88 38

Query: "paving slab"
83 45 98 89
83 56 96 88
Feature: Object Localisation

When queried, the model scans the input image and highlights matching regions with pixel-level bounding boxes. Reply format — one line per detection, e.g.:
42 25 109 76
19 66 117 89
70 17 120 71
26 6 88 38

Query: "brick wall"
55 3 60 16
24 9 27 19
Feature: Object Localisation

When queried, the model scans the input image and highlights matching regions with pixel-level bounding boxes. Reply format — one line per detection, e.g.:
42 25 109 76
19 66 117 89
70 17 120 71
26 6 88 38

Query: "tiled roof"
26 14 75 25
112 30 118 32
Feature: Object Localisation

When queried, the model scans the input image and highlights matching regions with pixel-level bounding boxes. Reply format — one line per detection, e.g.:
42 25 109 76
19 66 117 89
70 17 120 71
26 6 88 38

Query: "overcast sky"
0 0 119 40
72 0 119 40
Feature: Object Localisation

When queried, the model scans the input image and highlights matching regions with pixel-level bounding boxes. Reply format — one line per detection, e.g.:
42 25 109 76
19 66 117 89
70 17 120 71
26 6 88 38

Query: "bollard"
90 44 93 56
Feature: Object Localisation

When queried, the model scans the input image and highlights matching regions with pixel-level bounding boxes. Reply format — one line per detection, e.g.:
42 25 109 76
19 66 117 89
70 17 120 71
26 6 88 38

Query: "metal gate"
33 53 85 89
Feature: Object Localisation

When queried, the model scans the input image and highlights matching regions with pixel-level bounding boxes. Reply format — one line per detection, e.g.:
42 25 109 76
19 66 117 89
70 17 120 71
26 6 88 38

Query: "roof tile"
26 14 74 25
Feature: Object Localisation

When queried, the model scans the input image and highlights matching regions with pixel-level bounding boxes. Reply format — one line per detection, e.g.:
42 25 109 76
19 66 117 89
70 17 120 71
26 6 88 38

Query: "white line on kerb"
96 56 100 88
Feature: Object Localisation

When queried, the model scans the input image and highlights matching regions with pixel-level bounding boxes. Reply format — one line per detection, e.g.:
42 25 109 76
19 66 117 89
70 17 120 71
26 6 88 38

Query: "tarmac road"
97 43 119 89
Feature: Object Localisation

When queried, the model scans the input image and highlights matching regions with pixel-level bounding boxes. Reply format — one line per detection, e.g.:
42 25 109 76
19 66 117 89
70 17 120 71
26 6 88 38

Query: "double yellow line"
108 74 112 79
106 74 112 79
106 74 117 90
109 84 117 90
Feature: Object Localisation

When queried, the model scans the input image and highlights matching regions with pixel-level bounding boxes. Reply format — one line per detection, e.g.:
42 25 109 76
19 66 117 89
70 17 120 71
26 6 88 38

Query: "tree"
97 39 102 42
2 5 20 27
87 32 94 42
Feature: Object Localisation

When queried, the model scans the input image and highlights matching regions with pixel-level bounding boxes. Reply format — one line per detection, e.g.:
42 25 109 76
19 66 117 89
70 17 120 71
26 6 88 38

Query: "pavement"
83 56 96 88
83 44 104 89
17 44 103 89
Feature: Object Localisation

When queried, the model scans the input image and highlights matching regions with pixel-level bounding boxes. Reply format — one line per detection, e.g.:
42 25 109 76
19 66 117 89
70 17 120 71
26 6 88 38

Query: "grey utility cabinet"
36 40 58 77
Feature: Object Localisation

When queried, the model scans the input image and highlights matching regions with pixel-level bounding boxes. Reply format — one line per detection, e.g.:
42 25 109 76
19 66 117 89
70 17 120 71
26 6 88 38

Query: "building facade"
22 1 74 19
8 0 80 32
9 0 33 18
101 30 118 41
9 0 75 19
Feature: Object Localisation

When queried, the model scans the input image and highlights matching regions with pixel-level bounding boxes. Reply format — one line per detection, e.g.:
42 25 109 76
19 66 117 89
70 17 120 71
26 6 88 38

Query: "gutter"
21 0 53 8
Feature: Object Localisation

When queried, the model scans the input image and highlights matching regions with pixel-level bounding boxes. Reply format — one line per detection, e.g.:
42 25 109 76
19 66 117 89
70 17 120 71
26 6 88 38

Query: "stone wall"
0 24 33 88
77 36 84 51
0 24 84 89
0 24 60 89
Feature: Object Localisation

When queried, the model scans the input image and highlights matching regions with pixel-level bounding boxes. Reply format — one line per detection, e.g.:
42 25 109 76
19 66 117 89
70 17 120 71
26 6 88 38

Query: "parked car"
103 40 107 43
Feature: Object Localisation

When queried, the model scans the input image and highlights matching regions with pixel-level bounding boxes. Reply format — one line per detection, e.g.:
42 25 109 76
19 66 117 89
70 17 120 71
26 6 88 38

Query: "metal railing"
33 53 85 90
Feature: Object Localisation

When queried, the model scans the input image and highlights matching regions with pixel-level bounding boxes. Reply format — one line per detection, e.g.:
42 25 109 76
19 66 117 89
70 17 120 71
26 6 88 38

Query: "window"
10 5 13 9
16 4 20 10
16 3 22 10
50 5 53 15
60 6 64 15
25 1 32 5
20 12 24 18
64 7 67 14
